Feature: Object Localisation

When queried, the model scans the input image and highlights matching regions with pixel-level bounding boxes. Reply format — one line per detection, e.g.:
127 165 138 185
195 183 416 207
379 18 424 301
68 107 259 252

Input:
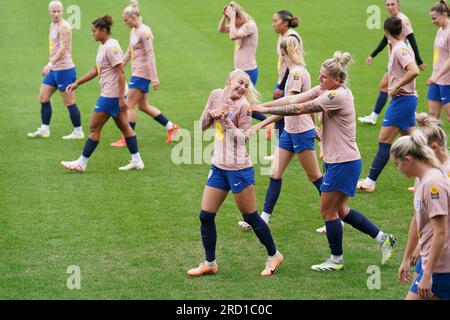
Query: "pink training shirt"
307 86 361 164
49 20 75 71
284 64 314 134
414 167 450 273
96 38 124 98
277 29 302 84
123 23 158 82
432 25 450 85
199 89 253 170
388 41 417 96
397 12 414 39
234 22 258 71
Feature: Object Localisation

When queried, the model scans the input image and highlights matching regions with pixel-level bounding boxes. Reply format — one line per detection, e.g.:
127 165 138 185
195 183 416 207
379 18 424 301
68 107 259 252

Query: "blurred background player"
427 0 450 123
238 36 323 230
187 70 283 277
60 15 144 172
218 1 267 124
392 132 450 300
110 1 179 147
28 0 84 140
359 0 424 126
357 16 419 193
253 52 397 271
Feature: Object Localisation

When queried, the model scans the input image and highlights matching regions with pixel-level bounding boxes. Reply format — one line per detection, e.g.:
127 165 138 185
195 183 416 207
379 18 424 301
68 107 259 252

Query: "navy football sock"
41 102 52 125
373 91 388 115
67 104 81 128
343 209 380 239
82 138 99 158
263 178 282 215
368 142 391 182
243 211 277 256
200 210 217 262
325 218 343 256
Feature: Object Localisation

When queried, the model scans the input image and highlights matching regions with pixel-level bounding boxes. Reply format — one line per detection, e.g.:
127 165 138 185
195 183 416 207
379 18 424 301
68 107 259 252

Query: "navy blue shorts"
427 84 450 105
414 256 422 274
244 68 259 86
129 76 151 93
278 128 315 153
42 67 76 92
410 257 450 300
383 96 418 132
206 165 255 193
321 159 362 197
94 96 120 117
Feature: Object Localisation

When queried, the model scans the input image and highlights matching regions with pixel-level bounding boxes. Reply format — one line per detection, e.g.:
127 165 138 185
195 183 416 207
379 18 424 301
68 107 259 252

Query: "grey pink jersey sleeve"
142 28 158 82
199 90 219 130
423 180 449 219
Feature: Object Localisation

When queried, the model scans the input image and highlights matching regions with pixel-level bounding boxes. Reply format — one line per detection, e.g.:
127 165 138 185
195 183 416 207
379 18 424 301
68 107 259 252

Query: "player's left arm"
113 63 127 111
390 62 419 97
266 100 322 116
406 33 424 68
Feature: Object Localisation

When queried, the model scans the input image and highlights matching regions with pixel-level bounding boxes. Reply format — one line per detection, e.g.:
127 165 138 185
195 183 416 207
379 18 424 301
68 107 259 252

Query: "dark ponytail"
277 10 300 28
430 0 450 15
92 15 113 34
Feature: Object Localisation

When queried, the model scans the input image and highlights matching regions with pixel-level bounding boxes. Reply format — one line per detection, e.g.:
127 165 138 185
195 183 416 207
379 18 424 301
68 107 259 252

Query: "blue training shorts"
278 128 315 153
244 68 259 86
321 159 362 197
206 165 255 193
129 76 151 93
427 84 450 105
42 66 76 92
410 256 450 300
94 96 120 117
383 96 418 132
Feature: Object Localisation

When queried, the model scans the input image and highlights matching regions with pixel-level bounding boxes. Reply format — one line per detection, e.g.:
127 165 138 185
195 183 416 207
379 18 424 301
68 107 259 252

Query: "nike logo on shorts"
58 84 63 87
234 182 242 187
323 182 331 186
293 145 299 148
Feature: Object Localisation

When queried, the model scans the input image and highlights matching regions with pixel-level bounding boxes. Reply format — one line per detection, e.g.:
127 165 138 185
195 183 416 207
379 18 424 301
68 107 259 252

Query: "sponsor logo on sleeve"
430 185 440 200
327 92 337 101
293 71 300 80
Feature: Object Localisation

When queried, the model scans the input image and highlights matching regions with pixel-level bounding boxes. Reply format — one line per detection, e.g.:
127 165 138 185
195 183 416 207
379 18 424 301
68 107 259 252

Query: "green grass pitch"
0 0 445 299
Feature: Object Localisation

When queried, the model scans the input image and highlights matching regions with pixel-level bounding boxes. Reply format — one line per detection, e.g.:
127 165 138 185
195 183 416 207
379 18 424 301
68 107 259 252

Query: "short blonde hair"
225 69 261 105
48 0 63 11
322 51 352 85
390 130 441 168
280 36 305 65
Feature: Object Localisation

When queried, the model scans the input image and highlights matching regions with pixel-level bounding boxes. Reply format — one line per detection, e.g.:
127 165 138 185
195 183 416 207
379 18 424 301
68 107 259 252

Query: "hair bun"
333 51 352 66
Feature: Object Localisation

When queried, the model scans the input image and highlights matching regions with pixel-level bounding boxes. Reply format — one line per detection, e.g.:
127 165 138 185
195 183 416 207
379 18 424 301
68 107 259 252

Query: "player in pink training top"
358 16 420 193
427 1 450 123
28 0 84 140
253 52 397 271
218 2 267 124
110 2 180 147
391 131 450 300
187 70 283 277
60 15 144 172
359 0 425 126
237 36 323 231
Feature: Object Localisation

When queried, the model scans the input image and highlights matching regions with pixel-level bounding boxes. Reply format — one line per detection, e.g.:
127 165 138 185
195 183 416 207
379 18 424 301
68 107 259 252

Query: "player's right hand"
365 56 373 66
66 83 78 93
42 65 51 76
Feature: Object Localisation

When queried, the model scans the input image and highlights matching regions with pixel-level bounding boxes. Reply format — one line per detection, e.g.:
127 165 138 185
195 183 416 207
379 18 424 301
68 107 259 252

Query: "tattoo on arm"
268 101 322 116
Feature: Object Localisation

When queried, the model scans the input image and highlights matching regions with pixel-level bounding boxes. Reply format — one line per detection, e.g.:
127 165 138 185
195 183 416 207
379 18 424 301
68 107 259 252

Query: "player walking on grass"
218 1 267 124
357 16 419 193
238 36 323 230
60 15 144 172
110 2 180 147
359 0 424 126
252 51 397 271
392 131 450 300
427 1 450 123
187 70 283 277
28 0 84 140
270 10 302 138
